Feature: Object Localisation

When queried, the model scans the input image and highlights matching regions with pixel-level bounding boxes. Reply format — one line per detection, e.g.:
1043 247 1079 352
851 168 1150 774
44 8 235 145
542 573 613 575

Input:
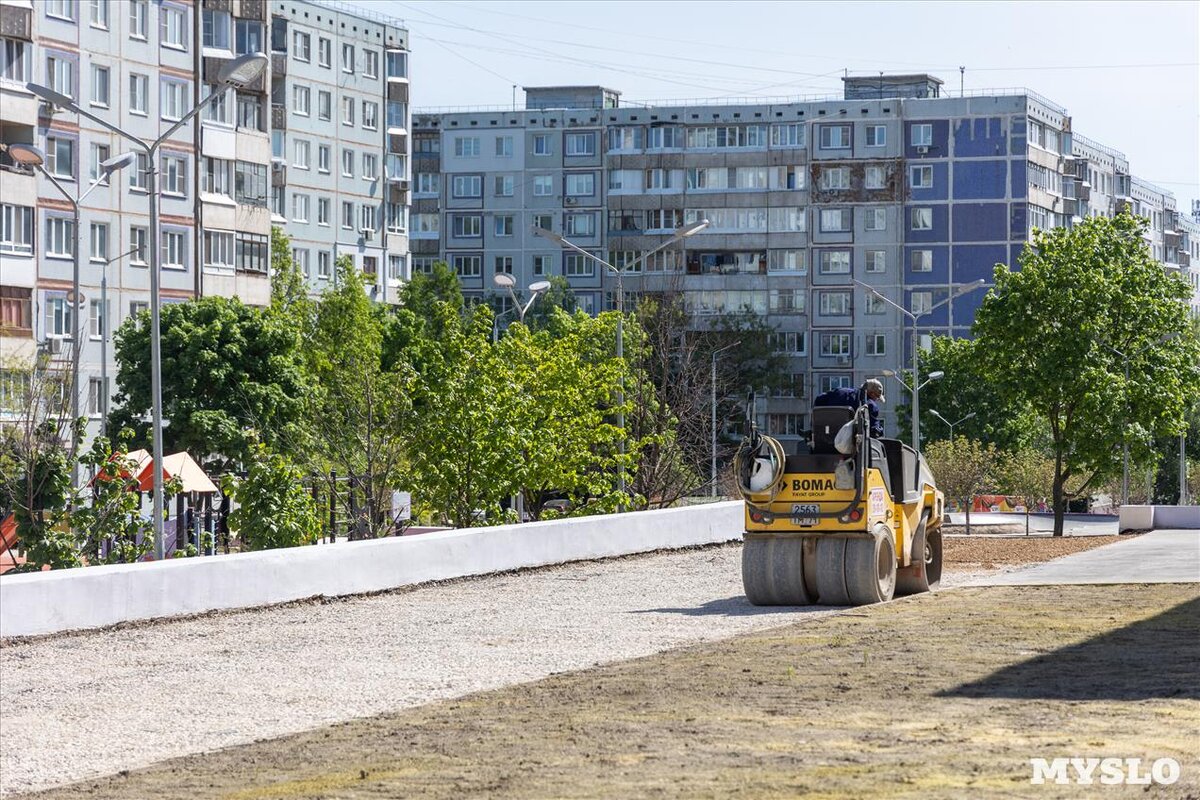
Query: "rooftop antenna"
512 84 517 112
959 66 965 97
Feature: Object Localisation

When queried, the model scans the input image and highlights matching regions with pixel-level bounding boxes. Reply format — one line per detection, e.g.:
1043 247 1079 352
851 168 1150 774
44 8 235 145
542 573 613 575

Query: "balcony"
271 161 286 187
271 103 286 130
0 3 32 40
271 52 287 77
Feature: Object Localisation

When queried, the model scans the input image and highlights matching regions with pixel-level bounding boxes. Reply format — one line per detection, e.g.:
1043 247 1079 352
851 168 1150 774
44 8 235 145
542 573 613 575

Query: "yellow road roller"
735 404 944 606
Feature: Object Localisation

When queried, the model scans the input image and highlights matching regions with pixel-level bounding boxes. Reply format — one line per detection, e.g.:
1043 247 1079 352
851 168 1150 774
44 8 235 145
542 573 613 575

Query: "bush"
224 446 320 551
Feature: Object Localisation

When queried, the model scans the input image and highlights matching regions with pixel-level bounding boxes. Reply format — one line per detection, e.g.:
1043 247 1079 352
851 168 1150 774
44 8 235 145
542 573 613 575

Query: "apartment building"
413 76 1195 440
268 0 409 301
0 0 409 441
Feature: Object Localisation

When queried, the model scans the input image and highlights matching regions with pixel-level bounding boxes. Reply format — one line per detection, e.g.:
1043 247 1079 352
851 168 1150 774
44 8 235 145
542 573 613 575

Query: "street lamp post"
856 278 984 489
929 409 976 440
710 340 740 497
492 273 551 324
28 53 269 559
533 220 709 507
6 145 135 487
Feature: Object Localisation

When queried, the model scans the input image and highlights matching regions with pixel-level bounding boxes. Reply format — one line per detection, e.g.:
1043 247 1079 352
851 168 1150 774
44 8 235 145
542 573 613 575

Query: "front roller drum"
895 512 942 596
742 535 813 605
815 528 896 606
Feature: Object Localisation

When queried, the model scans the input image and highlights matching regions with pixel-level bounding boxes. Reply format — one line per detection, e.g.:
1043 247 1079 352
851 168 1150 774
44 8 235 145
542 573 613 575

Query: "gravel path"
0 543 991 797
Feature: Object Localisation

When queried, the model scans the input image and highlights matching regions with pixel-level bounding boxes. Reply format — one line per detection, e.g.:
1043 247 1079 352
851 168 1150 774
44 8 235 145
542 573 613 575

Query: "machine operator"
812 378 886 439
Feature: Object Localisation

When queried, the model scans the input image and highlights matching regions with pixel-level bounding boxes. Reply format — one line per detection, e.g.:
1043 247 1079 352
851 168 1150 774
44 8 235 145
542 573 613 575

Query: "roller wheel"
742 536 813 605
814 537 850 606
896 513 943 595
845 526 897 605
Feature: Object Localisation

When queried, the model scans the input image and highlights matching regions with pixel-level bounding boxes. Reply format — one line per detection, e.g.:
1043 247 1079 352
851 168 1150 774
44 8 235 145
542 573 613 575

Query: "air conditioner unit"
360 228 374 241
836 355 851 366
564 197 578 206
915 146 929 155
47 336 64 355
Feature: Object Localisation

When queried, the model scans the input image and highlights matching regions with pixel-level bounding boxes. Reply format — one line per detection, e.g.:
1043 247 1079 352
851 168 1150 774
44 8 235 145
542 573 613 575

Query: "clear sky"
378 0 1200 213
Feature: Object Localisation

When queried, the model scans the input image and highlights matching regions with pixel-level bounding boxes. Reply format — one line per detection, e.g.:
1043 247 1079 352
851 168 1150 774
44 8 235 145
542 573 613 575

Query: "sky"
377 0 1200 214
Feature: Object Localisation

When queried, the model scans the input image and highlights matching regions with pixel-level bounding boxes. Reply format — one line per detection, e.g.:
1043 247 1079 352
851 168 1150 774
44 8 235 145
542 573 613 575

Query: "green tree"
924 437 1001 535
224 444 320 551
71 433 158 564
109 296 307 468
397 261 463 331
973 212 1200 535
996 448 1056 535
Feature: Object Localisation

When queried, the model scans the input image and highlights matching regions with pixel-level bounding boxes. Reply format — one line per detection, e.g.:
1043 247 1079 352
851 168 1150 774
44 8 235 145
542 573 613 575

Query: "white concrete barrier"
0 502 744 638
1151 505 1200 530
1119 505 1155 532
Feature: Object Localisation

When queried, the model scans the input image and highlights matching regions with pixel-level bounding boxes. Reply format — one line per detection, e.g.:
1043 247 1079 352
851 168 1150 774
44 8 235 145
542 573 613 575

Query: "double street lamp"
27 52 269 559
856 278 985 488
491 273 551 341
930 409 976 440
532 220 709 505
7 144 136 488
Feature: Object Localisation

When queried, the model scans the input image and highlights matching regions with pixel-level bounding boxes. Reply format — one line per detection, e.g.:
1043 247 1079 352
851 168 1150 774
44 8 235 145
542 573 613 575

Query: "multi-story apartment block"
268 0 409 301
414 77 1195 440
0 0 409 444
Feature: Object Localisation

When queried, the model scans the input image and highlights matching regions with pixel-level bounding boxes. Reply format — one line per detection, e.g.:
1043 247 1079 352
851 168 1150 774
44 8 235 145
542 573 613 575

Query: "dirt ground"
943 533 1127 568
24 578 1197 800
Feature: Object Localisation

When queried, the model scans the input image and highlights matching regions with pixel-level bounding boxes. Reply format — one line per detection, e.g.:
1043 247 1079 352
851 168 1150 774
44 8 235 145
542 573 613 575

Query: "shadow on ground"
630 595 833 617
940 595 1200 701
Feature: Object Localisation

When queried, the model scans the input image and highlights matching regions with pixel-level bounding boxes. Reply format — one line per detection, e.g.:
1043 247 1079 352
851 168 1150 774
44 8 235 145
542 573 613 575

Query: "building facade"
0 0 409 440
414 78 1197 440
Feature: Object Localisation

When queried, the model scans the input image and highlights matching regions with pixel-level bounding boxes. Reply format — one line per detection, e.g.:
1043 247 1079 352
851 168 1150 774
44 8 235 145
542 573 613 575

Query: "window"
864 208 887 231
819 291 850 316
0 205 34 255
564 253 594 277
768 208 805 233
454 136 480 157
770 123 805 147
0 286 33 333
88 296 105 341
911 291 933 315
318 37 331 68
271 186 284 216
911 249 933 272
202 84 230 124
533 134 551 156
735 167 768 189
234 232 266 274
452 175 482 198
203 230 235 269
565 213 595 237
363 101 378 130
608 126 643 151
293 31 310 61
821 167 850 190
129 152 150 190
316 197 330 226
412 213 439 234
88 143 110 183
865 250 886 273
46 136 74 178
161 4 187 50
770 165 805 190
128 0 147 39
291 140 310 170
90 64 109 106
47 0 75 21
415 173 438 194
387 50 407 79
293 84 310 115
362 153 377 179
236 91 263 130
452 214 481 238
769 289 805 314
495 136 513 157
865 333 886 356
865 294 887 315
161 229 187 270
341 96 354 126
494 216 513 237
532 254 550 276
767 249 805 273
317 251 331 278
646 125 682 149
234 161 267 207
161 154 187 195
1 38 30 83
565 132 595 156
88 222 108 262
388 255 406 282
317 90 331 121
533 175 553 196
911 165 933 189
819 124 851 149
291 193 309 222
46 53 74 99
820 208 850 232
866 125 886 147
363 49 379 78
768 332 806 355
819 333 851 357
129 300 148 319
864 165 886 190
202 9 230 50
911 123 932 147
341 202 354 229
341 43 354 73
566 173 595 196
341 149 354 177
45 294 73 338
645 168 671 190
453 255 481 277
317 145 330 173
818 250 850 275
161 79 187 121
235 19 262 55
910 207 933 231
292 248 310 277
129 226 147 264
533 214 553 231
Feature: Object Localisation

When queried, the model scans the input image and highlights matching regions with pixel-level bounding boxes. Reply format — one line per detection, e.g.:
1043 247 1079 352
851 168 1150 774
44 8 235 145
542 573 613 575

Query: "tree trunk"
1052 467 1066 537
964 496 971 535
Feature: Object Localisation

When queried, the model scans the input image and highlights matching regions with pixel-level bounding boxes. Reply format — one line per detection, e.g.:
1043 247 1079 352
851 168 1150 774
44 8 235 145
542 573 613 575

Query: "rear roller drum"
814 537 850 606
896 513 943 596
742 536 813 605
844 526 897 605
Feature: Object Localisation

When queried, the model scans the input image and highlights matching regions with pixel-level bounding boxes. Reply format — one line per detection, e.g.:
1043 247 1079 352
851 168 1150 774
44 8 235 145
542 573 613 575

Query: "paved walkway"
976 529 1200 585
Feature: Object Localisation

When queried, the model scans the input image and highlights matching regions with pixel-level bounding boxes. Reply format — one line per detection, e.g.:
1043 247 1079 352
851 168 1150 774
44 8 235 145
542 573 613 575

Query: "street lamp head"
99 151 137 175
676 219 710 238
25 82 76 110
531 225 564 245
492 272 516 289
927 371 945 381
529 280 552 294
881 369 897 378
930 409 948 422
6 143 45 166
962 411 977 421
217 53 269 88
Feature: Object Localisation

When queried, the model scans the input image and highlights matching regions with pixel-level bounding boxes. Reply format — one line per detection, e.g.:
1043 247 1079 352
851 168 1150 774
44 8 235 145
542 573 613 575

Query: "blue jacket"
812 386 884 438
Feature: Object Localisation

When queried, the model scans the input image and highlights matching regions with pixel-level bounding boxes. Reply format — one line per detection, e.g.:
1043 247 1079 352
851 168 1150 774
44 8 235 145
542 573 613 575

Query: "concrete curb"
1119 505 1200 532
0 502 744 638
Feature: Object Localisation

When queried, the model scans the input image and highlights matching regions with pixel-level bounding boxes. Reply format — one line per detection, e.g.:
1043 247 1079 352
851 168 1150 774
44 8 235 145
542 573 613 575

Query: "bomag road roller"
735 403 944 606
